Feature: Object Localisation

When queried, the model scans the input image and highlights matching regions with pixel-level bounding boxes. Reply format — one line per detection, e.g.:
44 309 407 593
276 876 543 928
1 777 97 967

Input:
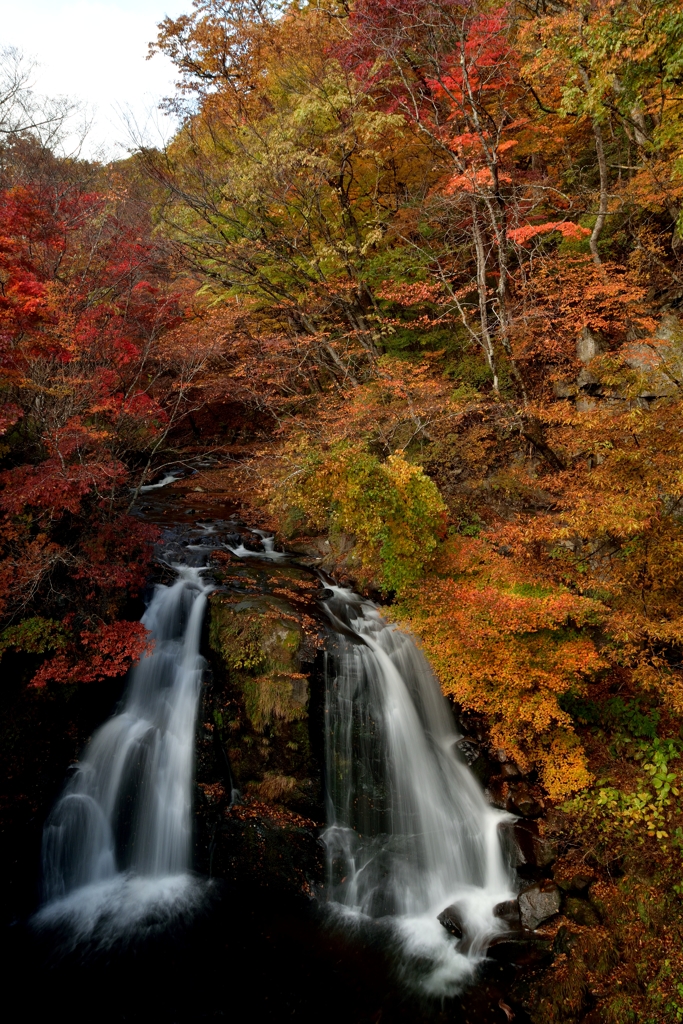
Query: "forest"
2 0 683 1021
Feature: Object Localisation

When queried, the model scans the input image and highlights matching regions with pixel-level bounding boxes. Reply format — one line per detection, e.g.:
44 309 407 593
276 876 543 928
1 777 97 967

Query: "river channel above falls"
1 478 533 1024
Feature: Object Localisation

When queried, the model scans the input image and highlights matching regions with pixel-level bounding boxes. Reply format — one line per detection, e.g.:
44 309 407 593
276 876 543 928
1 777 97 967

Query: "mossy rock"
564 896 601 927
204 591 323 822
209 595 307 734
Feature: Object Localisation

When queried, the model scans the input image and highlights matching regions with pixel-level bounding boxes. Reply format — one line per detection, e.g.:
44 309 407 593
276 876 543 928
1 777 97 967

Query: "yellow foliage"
271 440 447 594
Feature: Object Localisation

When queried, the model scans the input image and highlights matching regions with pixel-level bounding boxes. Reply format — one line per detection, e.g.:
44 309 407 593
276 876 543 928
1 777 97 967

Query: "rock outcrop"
517 880 561 930
194 553 328 893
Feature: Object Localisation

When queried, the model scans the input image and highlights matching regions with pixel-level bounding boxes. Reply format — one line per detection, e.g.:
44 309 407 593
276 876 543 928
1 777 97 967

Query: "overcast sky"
1 0 190 158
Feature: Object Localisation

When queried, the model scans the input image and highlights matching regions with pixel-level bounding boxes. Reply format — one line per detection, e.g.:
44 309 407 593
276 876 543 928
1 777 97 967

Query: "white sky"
0 0 190 158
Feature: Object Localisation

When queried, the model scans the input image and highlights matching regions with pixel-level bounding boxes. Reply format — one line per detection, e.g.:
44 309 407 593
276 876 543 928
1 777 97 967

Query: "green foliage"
0 617 68 661
209 604 265 672
509 582 556 599
565 736 682 843
380 325 458 356
209 598 307 733
561 693 661 739
273 442 447 595
448 509 484 538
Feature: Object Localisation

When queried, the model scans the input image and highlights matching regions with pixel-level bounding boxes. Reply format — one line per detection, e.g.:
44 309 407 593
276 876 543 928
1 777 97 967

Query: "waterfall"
34 564 213 947
321 585 515 995
31 523 515 990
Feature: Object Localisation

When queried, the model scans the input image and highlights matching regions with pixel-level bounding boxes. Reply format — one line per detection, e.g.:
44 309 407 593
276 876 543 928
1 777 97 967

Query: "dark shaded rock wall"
194 556 328 894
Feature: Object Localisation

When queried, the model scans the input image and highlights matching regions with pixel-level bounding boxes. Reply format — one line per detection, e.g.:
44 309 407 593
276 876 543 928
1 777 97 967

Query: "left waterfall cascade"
34 562 214 947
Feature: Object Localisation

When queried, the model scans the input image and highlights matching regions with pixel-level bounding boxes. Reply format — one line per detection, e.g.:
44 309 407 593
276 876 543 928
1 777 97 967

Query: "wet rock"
500 761 521 779
518 880 561 930
552 854 595 892
486 776 510 810
493 899 522 929
498 821 525 868
564 896 600 927
457 713 489 745
502 819 557 870
437 903 465 939
507 781 545 818
487 777 545 817
456 738 481 766
210 803 324 894
205 583 324 826
554 870 593 893
487 933 553 966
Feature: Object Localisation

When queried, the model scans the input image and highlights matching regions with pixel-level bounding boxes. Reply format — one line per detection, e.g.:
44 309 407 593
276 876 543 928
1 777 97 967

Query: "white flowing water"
226 528 288 562
34 565 213 947
139 471 183 492
33 525 514 992
321 586 515 995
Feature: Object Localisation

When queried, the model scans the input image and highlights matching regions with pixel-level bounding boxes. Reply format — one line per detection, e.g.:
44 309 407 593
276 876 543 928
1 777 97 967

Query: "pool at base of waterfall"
322 902 502 999
6 879 531 1024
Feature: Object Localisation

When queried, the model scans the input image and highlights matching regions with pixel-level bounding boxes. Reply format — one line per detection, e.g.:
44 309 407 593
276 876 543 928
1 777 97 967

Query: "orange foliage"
397 537 604 797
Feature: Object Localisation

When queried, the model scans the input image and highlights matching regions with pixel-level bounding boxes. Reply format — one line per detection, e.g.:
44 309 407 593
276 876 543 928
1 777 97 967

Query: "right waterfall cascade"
321 584 516 994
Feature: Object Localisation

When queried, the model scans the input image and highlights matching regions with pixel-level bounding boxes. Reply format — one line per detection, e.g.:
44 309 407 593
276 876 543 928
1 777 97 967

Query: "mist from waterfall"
321 586 515 996
34 564 213 948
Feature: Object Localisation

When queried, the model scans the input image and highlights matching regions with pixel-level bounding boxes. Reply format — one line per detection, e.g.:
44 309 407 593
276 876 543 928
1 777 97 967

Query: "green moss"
209 604 265 672
209 598 308 733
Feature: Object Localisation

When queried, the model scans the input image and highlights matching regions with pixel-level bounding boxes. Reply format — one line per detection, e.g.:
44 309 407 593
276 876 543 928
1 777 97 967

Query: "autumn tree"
0 155 216 685
147 0 439 381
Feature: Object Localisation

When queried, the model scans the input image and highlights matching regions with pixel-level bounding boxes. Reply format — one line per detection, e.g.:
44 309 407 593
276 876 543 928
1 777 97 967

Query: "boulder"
504 819 557 869
456 738 481 766
518 880 561 930
622 341 679 398
486 778 545 817
486 776 510 810
621 314 683 398
553 379 574 399
576 327 607 364
577 366 603 393
487 933 553 966
498 821 525 869
554 870 593 893
437 903 465 939
552 853 595 892
493 898 522 929
507 781 545 818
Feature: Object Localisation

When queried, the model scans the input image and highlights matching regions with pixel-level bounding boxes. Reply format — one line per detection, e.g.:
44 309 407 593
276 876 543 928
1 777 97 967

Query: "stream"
1 479 528 1023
